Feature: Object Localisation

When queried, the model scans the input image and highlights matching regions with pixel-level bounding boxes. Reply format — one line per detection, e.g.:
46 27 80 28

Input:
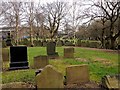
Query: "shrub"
19 38 31 46
75 39 81 47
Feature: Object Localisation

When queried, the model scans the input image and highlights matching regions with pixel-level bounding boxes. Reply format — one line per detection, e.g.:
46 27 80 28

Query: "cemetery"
0 0 120 89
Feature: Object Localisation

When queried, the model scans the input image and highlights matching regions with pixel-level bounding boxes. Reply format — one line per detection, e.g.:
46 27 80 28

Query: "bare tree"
1 2 23 45
24 2 35 46
34 3 45 40
42 1 68 39
95 0 120 49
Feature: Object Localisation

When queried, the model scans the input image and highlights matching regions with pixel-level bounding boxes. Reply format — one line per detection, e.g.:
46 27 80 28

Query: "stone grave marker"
64 47 74 58
47 41 59 58
101 74 119 89
35 65 64 88
9 46 29 70
2 48 9 61
34 55 49 69
66 64 89 84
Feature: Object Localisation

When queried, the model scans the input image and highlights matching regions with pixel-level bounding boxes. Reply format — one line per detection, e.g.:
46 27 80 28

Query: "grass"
1 47 119 84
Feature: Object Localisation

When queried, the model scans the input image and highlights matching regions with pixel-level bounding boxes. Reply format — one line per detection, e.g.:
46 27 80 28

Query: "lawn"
1 47 119 84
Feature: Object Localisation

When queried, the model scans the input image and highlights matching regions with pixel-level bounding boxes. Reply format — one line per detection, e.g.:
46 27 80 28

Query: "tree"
24 2 36 46
89 0 120 49
1 2 23 45
34 3 46 40
42 1 68 39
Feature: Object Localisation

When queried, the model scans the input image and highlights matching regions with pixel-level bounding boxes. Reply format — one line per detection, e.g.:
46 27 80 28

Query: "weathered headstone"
101 74 119 89
66 64 89 84
64 47 74 58
35 65 64 88
9 46 29 70
2 48 9 61
47 41 59 58
34 55 49 69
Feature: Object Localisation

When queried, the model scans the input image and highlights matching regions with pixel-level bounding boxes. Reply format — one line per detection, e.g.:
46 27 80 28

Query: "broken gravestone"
66 64 89 84
34 55 49 69
35 65 64 88
101 74 120 89
64 47 74 58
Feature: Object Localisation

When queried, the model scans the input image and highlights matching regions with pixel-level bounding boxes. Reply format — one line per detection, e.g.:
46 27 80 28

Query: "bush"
89 41 101 48
56 40 63 47
33 40 43 47
75 40 101 48
19 38 31 46
75 39 81 47
64 41 74 46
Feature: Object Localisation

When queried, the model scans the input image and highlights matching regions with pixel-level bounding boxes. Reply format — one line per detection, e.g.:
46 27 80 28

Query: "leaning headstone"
2 48 9 61
66 64 89 84
34 55 49 69
47 41 59 58
64 47 74 58
101 74 119 89
9 46 29 70
35 65 64 88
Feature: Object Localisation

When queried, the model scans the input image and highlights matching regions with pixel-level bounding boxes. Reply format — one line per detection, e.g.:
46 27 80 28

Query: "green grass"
2 47 119 84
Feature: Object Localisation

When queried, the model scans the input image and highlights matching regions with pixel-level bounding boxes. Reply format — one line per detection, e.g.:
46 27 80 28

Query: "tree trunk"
110 37 116 49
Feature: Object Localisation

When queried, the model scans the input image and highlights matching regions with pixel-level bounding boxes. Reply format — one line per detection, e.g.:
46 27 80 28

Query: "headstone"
64 47 74 58
34 55 49 69
47 41 59 58
9 46 29 70
101 74 119 89
66 64 89 84
2 48 9 61
35 65 64 88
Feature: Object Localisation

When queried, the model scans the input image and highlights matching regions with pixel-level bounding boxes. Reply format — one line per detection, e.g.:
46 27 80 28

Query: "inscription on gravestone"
9 46 29 70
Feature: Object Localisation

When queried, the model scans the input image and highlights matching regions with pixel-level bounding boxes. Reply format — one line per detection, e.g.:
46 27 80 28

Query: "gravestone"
101 74 119 89
64 47 74 58
47 41 59 58
66 64 89 84
35 65 64 88
2 48 9 61
34 55 49 69
9 46 29 70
